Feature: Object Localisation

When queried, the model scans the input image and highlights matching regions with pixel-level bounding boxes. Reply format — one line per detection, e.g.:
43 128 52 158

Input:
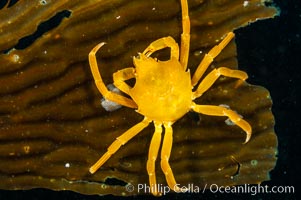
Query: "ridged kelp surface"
0 0 278 195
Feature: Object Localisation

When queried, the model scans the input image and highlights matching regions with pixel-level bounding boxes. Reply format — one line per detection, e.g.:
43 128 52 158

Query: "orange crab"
88 0 251 195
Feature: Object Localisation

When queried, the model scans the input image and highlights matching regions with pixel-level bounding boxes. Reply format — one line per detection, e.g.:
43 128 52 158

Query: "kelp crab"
89 0 251 195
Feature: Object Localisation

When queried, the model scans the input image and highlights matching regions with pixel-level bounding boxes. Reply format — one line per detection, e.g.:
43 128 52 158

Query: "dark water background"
236 1 299 199
0 0 299 199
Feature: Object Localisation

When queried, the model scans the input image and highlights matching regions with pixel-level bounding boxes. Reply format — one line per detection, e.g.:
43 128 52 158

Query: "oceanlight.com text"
125 183 295 195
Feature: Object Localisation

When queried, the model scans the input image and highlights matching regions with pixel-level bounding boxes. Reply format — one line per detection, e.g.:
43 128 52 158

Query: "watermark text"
125 183 295 196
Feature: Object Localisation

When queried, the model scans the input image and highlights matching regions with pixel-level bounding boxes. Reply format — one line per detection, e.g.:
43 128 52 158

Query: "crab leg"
192 67 248 99
160 123 182 192
89 118 150 174
113 67 135 95
191 103 252 143
180 0 190 71
142 36 179 60
146 122 163 196
191 32 235 87
89 42 137 108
